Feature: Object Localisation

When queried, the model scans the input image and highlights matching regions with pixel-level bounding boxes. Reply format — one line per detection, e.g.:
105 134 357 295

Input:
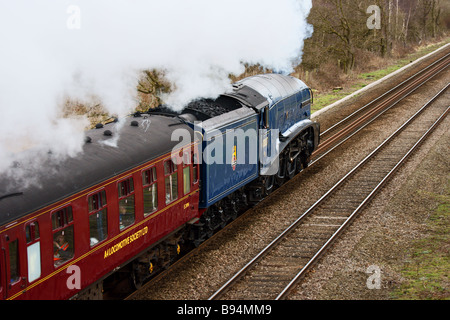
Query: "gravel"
131 59 449 301
290 113 449 300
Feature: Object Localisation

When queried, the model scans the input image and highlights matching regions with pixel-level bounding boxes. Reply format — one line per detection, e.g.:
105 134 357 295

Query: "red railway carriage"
0 114 200 299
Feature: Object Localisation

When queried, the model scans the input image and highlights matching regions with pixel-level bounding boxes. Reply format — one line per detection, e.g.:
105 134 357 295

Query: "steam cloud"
0 0 313 176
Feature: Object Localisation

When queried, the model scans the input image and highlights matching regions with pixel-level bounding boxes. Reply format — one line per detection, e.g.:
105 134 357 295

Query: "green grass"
311 90 350 113
358 41 448 82
358 64 403 82
392 189 450 300
312 39 450 114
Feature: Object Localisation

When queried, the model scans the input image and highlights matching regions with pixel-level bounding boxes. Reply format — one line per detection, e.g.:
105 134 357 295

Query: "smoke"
0 0 313 176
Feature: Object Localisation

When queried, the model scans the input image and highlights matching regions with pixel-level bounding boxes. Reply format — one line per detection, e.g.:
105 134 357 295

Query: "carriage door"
3 230 26 298
25 221 41 284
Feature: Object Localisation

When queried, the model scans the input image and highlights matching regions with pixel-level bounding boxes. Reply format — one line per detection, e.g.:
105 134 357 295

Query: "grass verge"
392 189 449 300
312 39 450 113
389 133 450 300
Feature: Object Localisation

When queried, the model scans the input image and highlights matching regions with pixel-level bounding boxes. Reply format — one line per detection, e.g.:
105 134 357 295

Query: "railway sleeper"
249 275 298 284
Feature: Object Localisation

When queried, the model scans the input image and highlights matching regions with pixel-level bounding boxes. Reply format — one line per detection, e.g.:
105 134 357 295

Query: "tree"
137 69 172 109
311 0 360 72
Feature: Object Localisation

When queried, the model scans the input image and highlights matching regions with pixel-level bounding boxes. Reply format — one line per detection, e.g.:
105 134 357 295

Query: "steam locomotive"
0 73 319 299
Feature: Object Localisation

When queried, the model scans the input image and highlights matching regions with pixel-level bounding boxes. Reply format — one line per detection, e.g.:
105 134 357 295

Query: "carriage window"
89 190 107 212
52 206 74 267
26 222 40 243
26 221 41 282
193 153 199 184
27 242 41 283
118 178 135 230
143 167 158 217
9 240 19 283
183 167 191 195
164 160 178 204
88 190 108 247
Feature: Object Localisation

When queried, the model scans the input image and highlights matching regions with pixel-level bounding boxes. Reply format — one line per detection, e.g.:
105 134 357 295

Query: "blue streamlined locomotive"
178 73 320 245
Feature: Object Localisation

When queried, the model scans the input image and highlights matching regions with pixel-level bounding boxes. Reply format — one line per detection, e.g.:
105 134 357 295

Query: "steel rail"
275 87 449 300
208 84 449 301
319 52 449 138
310 55 449 165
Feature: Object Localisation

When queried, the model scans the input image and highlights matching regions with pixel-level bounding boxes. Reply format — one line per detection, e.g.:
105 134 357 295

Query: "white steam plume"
0 0 313 175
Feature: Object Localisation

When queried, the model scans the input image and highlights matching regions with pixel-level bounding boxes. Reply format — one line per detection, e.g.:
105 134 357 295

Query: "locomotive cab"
232 74 320 179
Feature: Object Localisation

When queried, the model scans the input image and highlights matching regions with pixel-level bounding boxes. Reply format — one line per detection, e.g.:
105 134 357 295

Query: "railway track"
125 48 449 301
312 52 449 162
208 84 449 300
